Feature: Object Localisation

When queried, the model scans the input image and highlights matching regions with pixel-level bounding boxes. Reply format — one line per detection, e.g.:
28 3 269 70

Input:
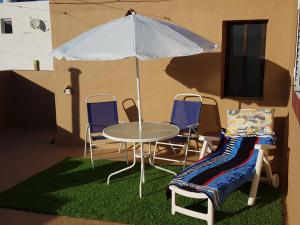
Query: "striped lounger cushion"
167 131 275 208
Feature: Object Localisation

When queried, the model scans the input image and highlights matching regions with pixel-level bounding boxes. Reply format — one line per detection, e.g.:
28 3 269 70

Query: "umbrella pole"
135 57 142 131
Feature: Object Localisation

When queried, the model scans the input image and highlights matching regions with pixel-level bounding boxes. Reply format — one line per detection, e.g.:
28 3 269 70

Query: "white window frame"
0 18 13 34
294 5 300 92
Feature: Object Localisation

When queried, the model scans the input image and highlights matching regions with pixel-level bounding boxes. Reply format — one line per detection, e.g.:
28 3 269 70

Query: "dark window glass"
1 18 13 34
224 21 267 97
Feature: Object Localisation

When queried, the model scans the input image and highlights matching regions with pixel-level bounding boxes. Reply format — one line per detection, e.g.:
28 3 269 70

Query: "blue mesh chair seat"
91 135 107 141
153 94 202 166
84 94 128 168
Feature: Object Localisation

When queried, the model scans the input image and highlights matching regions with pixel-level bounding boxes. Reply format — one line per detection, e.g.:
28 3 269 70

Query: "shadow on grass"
0 159 137 212
0 159 282 225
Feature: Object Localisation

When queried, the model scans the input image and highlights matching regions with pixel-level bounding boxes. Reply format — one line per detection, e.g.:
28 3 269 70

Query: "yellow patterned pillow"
226 108 274 136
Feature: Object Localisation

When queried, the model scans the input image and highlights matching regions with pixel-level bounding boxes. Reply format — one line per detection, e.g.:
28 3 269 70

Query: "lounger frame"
169 135 279 225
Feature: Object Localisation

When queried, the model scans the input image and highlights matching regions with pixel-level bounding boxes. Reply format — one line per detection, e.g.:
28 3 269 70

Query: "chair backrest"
170 94 202 130
86 94 119 133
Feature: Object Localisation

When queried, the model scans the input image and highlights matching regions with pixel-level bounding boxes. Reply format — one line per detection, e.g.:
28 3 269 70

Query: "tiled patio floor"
0 128 202 225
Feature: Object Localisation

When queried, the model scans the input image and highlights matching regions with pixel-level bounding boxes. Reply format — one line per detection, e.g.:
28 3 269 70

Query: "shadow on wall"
10 71 57 129
166 52 222 96
0 71 11 127
166 52 291 107
273 116 290 197
69 68 81 141
198 96 221 135
122 98 139 122
55 68 84 146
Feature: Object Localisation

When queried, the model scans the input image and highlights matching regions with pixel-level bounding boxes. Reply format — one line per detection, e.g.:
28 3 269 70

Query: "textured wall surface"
0 1 53 70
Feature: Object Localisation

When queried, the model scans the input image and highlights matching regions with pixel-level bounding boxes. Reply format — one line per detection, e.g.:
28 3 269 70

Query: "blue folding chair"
84 94 128 168
152 94 202 167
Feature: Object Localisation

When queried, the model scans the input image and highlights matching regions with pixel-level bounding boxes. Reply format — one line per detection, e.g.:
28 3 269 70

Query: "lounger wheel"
272 173 280 188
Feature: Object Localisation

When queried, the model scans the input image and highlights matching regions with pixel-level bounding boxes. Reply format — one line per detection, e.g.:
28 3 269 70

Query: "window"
1 18 13 34
223 20 267 97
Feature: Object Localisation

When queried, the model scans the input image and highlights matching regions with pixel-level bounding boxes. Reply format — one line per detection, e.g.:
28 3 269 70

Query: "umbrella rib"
135 17 170 59
136 16 205 58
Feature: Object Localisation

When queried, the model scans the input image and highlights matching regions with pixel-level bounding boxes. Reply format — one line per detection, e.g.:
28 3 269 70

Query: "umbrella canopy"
52 12 217 60
51 10 217 130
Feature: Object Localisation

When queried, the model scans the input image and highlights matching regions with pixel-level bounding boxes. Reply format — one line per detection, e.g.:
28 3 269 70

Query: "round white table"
103 121 179 198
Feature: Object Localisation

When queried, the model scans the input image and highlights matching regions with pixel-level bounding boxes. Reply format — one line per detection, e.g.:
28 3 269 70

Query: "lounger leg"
207 198 214 225
170 186 215 225
248 146 264 206
200 140 208 159
171 190 176 215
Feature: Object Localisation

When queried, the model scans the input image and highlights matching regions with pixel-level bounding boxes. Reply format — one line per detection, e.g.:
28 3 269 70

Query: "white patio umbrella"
51 10 217 130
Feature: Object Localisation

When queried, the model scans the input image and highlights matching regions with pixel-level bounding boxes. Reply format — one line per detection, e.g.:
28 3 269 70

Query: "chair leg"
90 142 94 169
125 143 129 165
118 142 122 153
152 142 158 164
195 139 200 156
170 141 177 153
84 125 88 157
148 143 151 154
87 127 94 169
200 140 208 160
248 147 264 206
183 144 189 167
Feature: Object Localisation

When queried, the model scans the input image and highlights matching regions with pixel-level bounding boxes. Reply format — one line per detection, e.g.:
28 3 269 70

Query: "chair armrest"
186 124 198 129
254 144 276 151
198 135 220 142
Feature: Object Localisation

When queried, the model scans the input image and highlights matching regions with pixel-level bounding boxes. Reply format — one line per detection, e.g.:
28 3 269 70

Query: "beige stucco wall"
286 106 300 225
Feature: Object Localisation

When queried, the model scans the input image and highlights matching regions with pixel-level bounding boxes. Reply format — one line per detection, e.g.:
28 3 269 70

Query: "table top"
103 122 179 143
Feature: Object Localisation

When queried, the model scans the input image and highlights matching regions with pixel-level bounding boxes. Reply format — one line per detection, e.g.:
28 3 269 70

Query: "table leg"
139 143 145 198
107 143 136 185
149 155 177 176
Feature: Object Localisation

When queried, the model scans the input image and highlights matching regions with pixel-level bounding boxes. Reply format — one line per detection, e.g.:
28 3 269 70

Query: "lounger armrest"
198 135 220 142
254 144 276 151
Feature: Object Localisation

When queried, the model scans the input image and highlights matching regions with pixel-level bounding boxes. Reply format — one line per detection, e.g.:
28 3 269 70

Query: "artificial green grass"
0 158 283 225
